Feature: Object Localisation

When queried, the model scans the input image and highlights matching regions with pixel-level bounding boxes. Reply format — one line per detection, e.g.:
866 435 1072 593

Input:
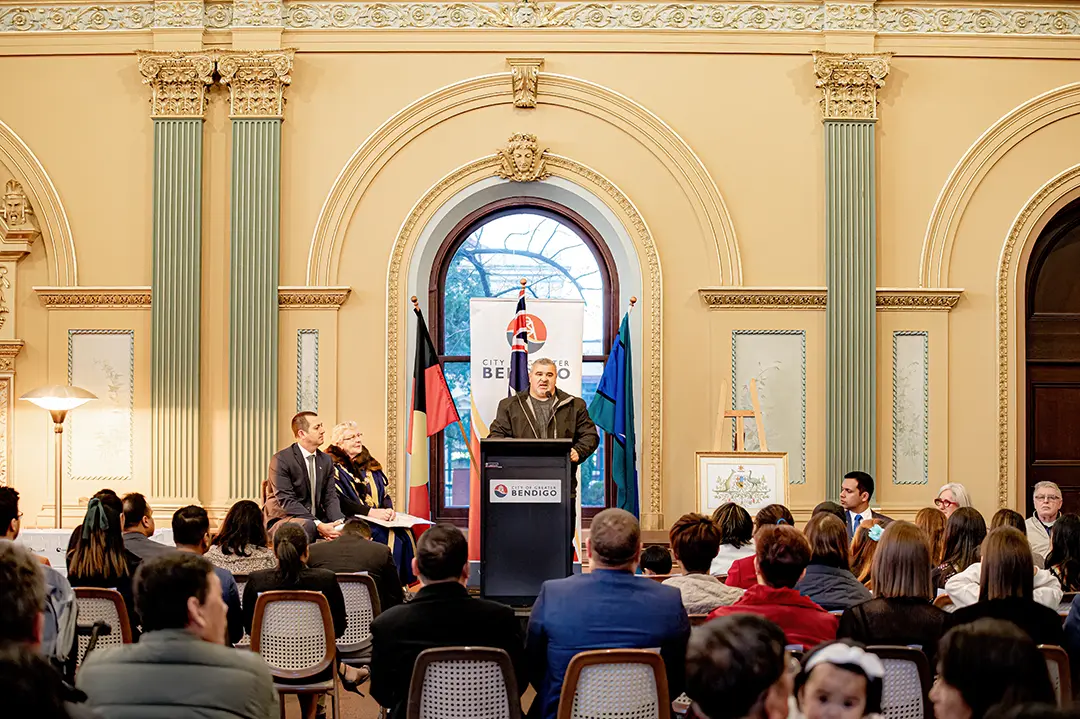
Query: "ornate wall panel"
731 330 806 485
296 329 318 413
892 331 929 486
66 330 135 484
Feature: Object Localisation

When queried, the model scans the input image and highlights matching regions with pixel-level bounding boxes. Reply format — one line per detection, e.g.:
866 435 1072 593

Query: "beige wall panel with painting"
277 310 341 451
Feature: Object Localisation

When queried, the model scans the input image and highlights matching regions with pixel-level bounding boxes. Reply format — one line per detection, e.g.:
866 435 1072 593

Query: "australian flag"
508 284 530 395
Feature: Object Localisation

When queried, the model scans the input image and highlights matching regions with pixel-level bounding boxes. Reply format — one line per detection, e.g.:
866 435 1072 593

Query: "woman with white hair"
935 483 972 519
327 421 416 584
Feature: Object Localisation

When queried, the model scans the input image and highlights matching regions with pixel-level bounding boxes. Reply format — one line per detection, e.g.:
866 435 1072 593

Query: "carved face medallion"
513 146 534 173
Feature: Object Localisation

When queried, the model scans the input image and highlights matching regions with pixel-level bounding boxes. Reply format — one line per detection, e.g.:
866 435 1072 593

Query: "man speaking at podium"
487 358 599 521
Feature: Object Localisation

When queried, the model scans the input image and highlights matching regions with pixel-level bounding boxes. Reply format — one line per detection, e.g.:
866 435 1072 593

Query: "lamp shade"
20 384 97 412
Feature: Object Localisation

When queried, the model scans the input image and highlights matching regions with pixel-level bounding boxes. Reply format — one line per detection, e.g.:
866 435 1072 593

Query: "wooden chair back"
251 590 335 681
867 645 934 719
406 646 522 719
557 649 670 719
1040 644 1073 708
74 588 132 668
336 573 381 654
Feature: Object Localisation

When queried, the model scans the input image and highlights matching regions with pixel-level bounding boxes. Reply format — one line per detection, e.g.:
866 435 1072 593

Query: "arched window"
429 198 619 524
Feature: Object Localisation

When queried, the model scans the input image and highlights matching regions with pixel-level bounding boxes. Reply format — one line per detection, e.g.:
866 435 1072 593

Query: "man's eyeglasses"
1034 495 1062 502
934 498 957 509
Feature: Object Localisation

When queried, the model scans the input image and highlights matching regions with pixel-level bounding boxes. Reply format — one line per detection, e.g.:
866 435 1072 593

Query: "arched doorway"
1025 197 1080 515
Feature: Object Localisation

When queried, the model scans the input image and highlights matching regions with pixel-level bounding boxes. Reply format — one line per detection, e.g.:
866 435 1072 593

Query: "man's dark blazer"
262 443 344 529
845 508 893 539
307 534 404 612
370 582 526 719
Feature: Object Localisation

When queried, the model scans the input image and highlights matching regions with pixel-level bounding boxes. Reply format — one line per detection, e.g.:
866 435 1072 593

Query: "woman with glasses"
1025 481 1062 567
934 483 972 519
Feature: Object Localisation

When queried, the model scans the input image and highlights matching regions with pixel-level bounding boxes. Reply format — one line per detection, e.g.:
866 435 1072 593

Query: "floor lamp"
20 385 97 528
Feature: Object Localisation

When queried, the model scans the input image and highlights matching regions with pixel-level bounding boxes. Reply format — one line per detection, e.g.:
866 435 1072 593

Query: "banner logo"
489 479 561 503
505 313 548 353
493 484 508 498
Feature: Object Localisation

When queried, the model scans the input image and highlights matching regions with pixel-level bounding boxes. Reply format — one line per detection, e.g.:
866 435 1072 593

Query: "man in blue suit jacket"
526 509 690 719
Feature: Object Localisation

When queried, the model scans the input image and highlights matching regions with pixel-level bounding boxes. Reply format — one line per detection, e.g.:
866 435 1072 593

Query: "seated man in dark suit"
307 517 404 612
120 493 174 562
370 524 526 719
262 411 344 543
527 508 691 719
839 471 892 538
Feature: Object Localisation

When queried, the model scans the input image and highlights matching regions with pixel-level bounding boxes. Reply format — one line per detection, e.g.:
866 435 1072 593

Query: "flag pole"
411 296 479 471
628 296 637 313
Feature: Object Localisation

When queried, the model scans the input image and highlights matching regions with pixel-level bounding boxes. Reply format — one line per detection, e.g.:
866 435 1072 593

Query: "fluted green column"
220 50 294 499
814 52 891 500
139 52 215 503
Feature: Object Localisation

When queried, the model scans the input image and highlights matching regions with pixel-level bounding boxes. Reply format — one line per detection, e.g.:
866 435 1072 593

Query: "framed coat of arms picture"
696 452 789 514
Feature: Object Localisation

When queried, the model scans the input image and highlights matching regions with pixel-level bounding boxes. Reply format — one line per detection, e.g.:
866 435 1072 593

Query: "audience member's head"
754 504 795 532
134 553 227 645
936 483 972 518
1046 513 1080 592
0 541 44 645
991 509 1026 534
941 506 987 573
871 521 934 601
172 505 211 554
849 518 886 585
839 472 874 513
90 489 123 517
1032 481 1063 524
755 524 811 589
121 492 155 536
980 527 1035 602
68 497 129 580
685 613 792 719
341 517 373 540
795 641 884 719
670 513 723 575
639 545 672 576
413 523 468 585
713 503 753 549
932 619 1055 719
915 507 947 566
0 486 20 539
0 643 75 719
210 499 269 557
272 523 310 586
588 508 640 570
803 513 850 571
811 501 846 526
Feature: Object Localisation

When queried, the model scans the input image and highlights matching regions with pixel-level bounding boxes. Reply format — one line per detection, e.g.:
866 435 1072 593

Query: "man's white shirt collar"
299 444 316 461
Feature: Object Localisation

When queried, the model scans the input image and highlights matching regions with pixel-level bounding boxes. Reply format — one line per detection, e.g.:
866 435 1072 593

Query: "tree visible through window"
431 202 617 524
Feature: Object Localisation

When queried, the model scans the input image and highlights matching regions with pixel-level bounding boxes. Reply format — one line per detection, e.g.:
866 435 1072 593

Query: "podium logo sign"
489 480 561 503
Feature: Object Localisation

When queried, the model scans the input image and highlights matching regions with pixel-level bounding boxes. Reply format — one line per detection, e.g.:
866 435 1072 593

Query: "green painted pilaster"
151 119 203 501
228 118 281 499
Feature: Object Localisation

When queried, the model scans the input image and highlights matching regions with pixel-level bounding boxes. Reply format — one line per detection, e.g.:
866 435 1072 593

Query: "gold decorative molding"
497 132 550 182
811 51 891 121
508 57 543 108
277 286 351 309
136 50 216 118
0 179 39 261
216 49 295 118
0 340 24 373
876 288 963 311
34 286 152 309
699 287 827 309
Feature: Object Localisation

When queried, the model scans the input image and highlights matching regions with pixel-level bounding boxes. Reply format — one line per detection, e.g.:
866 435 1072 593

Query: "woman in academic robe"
328 421 417 585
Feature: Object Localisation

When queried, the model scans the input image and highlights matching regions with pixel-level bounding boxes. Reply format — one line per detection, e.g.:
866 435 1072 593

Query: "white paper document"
354 512 434 529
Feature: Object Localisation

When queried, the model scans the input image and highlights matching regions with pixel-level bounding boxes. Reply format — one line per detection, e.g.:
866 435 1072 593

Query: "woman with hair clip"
67 497 142 637
795 641 884 719
726 504 795 590
933 507 987 590
848 518 887 588
205 500 276 575
243 524 368 704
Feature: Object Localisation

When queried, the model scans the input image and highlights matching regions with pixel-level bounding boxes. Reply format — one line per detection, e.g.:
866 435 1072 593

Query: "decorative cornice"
876 288 963 311
136 50 215 118
699 287 827 310
34 286 152 309
0 340 24 373
233 0 284 27
154 0 204 28
216 49 295 118
825 2 875 32
508 57 543 108
812 51 891 121
278 286 351 309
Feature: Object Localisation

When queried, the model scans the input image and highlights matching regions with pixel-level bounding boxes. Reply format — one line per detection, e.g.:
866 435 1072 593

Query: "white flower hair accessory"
803 643 885 679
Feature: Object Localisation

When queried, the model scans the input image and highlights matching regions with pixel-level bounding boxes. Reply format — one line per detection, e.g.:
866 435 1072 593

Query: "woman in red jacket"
710 524 838 649
726 504 795 590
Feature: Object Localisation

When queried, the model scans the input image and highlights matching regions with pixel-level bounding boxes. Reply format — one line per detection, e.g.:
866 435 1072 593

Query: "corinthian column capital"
216 49 295 118
812 51 892 121
136 50 216 118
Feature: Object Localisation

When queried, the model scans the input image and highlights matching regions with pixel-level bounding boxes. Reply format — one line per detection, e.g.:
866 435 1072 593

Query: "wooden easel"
715 378 768 452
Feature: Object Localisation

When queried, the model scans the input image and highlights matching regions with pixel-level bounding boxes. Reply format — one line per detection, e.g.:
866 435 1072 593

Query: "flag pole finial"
629 296 637 309
411 296 419 309
520 278 527 287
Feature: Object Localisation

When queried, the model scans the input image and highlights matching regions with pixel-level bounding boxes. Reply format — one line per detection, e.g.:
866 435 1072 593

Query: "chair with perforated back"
337 573 381 664
556 649 670 719
405 646 521 719
1039 645 1072 707
867 646 933 719
74 588 132 669
251 590 339 719
232 574 250 648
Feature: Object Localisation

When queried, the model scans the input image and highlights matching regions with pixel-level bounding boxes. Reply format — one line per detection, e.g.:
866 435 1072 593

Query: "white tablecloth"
16 528 174 576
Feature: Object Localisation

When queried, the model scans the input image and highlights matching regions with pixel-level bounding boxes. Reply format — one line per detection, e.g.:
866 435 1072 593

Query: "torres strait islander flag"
407 306 460 527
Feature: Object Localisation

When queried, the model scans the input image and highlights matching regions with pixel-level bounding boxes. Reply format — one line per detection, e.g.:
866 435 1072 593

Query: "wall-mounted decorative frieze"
699 287 827 310
278 286 351 309
0 340 24 373
825 2 875 32
876 288 963 311
205 2 231 27
0 180 39 262
812 51 891 121
136 51 216 118
154 0 204 28
34 286 153 309
217 49 295 118
233 0 284 27
498 133 549 182
508 57 543 108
